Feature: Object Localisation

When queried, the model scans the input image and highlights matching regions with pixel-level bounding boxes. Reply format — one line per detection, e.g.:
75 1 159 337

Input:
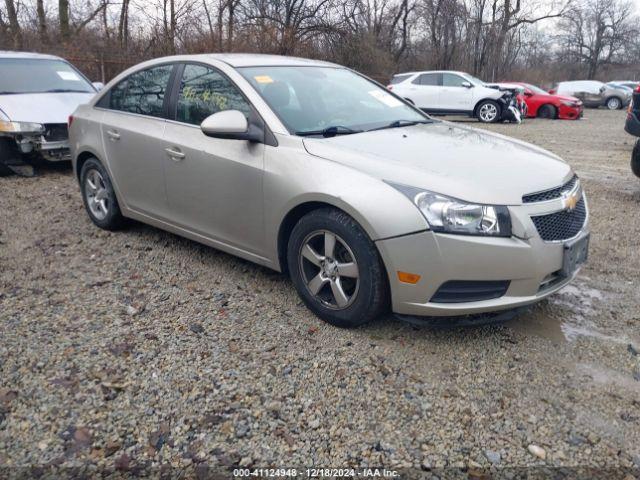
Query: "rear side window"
389 74 412 85
176 64 251 126
412 73 440 86
102 64 173 117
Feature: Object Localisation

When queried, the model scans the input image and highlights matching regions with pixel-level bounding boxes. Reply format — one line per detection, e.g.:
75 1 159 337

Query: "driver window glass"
109 65 173 117
176 64 251 126
442 73 466 87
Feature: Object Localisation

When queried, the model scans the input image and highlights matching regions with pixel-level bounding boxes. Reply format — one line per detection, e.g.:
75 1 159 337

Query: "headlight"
561 100 578 107
0 120 44 134
387 182 512 237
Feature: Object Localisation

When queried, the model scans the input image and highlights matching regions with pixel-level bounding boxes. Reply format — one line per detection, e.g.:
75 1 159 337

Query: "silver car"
552 80 630 110
69 54 590 327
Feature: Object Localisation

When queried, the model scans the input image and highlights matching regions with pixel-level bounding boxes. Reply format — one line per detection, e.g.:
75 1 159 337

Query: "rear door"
439 73 474 111
98 64 175 219
406 73 441 110
162 63 266 254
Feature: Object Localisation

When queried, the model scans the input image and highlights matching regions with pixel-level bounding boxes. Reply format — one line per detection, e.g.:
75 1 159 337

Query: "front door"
162 63 266 255
438 73 474 112
99 64 174 219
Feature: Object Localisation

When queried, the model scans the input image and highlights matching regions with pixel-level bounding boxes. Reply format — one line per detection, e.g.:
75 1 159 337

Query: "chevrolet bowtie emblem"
563 191 579 211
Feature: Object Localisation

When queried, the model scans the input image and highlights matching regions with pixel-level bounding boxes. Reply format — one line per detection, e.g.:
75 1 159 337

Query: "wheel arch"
605 96 624 108
75 148 105 183
75 151 95 182
473 97 501 117
277 200 366 274
537 103 558 118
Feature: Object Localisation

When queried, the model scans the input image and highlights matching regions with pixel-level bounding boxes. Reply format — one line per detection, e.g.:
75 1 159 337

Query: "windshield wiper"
0 91 23 95
296 125 363 138
367 119 432 132
44 89 92 93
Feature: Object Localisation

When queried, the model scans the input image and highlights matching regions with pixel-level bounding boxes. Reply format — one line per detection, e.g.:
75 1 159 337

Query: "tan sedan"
69 54 589 327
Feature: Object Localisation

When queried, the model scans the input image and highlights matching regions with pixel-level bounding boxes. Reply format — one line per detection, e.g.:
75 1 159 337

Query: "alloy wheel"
479 103 498 122
607 98 621 110
298 230 360 310
85 169 110 220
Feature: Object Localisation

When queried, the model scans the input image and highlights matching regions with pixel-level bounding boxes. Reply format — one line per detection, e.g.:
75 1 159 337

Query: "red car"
506 82 583 120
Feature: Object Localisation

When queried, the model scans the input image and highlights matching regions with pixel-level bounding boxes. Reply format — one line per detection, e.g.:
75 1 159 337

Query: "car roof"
393 70 469 76
167 53 339 68
0 50 63 60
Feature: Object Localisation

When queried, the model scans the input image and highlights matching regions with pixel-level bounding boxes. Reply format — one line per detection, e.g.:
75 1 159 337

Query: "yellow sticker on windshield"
254 75 274 84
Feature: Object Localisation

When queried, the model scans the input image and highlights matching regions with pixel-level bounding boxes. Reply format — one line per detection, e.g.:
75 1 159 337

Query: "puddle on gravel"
508 280 631 345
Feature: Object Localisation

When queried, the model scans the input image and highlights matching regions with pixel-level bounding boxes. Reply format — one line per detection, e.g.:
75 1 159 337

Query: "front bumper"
558 103 583 120
34 139 71 161
376 197 589 317
1 123 71 162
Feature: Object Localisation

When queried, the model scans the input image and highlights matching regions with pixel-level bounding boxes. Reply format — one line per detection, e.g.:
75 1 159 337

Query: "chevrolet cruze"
69 54 590 327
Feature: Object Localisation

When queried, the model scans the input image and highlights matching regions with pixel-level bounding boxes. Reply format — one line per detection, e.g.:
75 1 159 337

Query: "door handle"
106 130 120 141
165 147 185 161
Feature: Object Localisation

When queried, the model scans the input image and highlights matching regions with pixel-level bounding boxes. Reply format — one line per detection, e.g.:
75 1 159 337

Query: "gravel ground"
1 109 639 478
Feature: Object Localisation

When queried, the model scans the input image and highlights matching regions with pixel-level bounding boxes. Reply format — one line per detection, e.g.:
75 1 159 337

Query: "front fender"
263 136 429 265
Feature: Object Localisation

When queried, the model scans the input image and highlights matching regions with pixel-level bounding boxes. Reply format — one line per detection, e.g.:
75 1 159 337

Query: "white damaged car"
0 51 101 176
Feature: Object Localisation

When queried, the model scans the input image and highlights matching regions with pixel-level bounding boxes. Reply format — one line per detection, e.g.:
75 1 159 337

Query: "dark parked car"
624 86 640 177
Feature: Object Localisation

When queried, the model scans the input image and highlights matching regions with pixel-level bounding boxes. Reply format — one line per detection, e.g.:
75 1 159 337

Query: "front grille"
531 198 586 241
522 175 578 203
430 280 510 303
43 123 69 142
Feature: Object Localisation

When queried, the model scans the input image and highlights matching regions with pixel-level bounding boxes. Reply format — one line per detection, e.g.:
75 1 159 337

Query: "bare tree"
4 0 22 48
558 0 637 78
59 0 70 40
118 0 130 47
36 0 47 42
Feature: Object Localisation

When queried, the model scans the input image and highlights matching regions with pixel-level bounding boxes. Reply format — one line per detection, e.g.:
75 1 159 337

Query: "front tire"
606 97 622 110
80 157 126 230
287 208 388 328
537 104 557 119
476 100 500 123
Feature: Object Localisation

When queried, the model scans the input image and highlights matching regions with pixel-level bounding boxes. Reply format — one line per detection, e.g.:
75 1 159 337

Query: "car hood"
0 92 95 124
302 122 572 205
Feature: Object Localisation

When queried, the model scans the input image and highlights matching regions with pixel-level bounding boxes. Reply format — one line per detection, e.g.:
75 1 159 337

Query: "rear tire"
287 208 388 328
476 100 500 123
606 97 622 110
537 104 557 119
632 139 640 178
80 157 126 230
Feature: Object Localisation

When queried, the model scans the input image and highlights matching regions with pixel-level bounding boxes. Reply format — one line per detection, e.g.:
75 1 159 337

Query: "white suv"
388 70 511 123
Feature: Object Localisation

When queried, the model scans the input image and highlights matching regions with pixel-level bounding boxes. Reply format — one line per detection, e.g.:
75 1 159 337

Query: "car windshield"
524 83 549 95
238 66 429 136
0 58 94 95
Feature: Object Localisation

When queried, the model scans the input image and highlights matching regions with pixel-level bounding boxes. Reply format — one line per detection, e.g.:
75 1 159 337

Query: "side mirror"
200 110 263 142
524 90 533 96
92 82 105 91
599 86 606 93
461 81 472 88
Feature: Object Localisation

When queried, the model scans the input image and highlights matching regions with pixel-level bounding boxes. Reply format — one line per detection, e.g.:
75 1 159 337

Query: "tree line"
1 0 638 85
